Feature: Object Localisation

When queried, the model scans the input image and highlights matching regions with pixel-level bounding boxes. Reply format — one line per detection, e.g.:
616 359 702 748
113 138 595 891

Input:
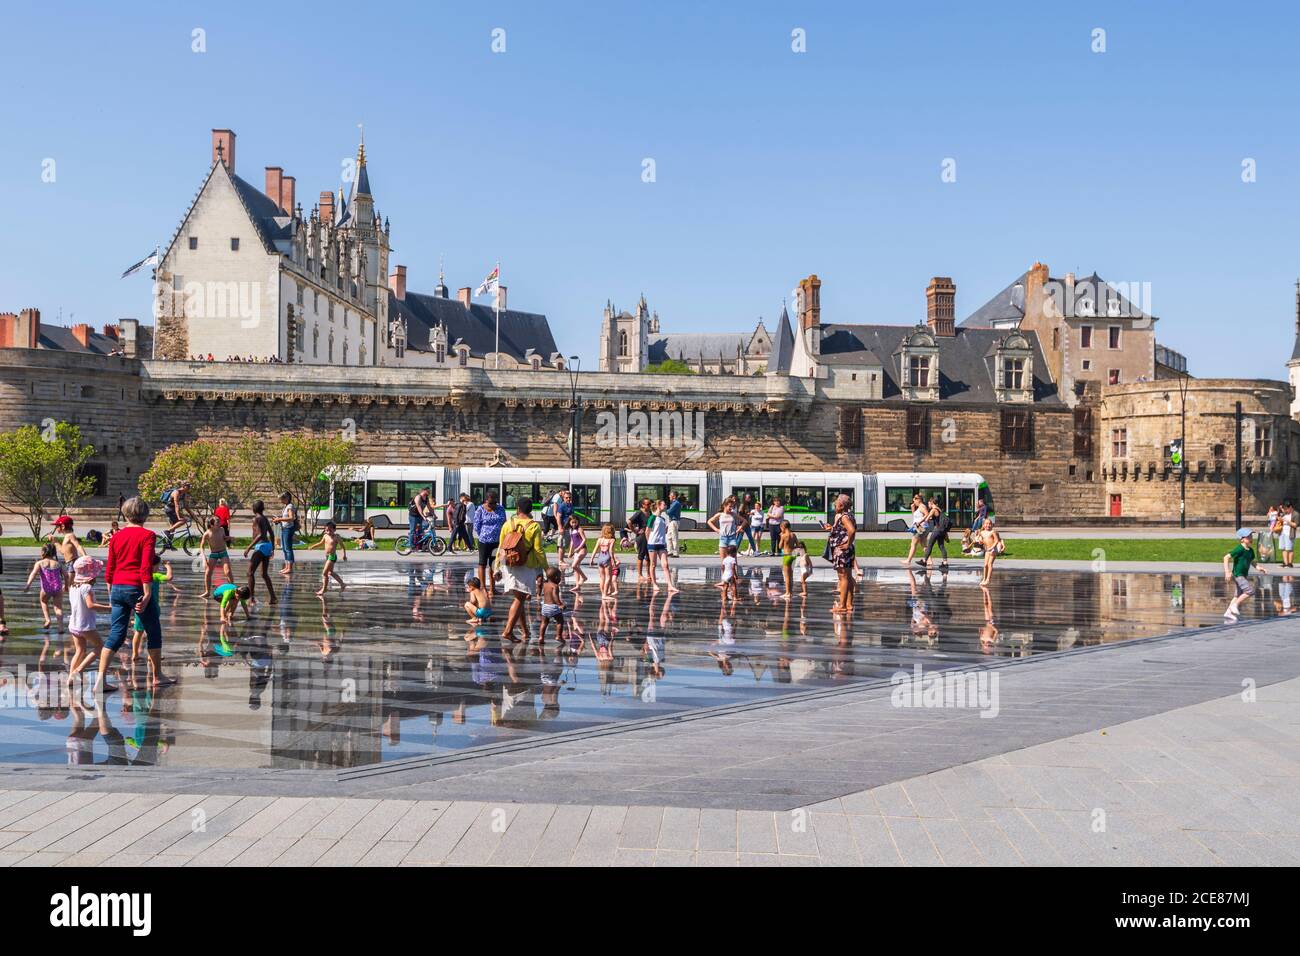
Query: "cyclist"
162 481 196 540
408 487 434 548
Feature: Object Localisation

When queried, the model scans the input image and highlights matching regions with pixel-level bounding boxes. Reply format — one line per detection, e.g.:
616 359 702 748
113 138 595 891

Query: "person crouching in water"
463 576 493 624
308 521 348 595
212 582 252 625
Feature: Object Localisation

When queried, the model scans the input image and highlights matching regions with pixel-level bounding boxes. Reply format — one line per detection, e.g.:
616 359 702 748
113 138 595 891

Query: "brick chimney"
265 167 283 210
1022 261 1050 326
102 324 119 340
389 265 407 301
281 176 296 217
7 308 41 349
71 323 91 348
495 285 508 311
458 287 472 308
319 190 334 225
211 129 236 172
926 276 956 336
797 274 822 331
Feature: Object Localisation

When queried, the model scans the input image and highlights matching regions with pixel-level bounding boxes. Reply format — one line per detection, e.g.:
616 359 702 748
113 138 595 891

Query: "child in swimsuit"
463 576 493 624
201 517 234 595
25 542 65 627
778 520 800 601
978 519 1003 586
308 521 347 596
539 566 568 645
591 524 618 600
566 516 588 591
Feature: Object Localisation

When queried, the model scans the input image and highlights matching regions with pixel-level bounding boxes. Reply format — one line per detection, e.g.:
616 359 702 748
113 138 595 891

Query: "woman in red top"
94 496 162 694
214 498 232 535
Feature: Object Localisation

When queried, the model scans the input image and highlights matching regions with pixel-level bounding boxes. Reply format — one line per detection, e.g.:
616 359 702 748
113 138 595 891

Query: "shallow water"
0 561 1292 769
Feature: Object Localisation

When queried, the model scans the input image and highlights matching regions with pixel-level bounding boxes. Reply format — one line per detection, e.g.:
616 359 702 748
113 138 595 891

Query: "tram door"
827 486 856 525
947 487 976 529
333 482 365 524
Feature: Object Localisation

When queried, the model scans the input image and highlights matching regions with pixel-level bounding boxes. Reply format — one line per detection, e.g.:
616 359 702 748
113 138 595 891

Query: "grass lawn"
0 535 1257 563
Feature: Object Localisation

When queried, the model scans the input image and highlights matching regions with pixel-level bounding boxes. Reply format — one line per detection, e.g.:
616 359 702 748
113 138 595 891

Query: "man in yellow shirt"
496 497 548 641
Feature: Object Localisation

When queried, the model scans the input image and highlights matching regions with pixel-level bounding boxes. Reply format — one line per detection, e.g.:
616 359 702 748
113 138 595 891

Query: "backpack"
938 511 953 534
500 518 534 567
161 487 174 505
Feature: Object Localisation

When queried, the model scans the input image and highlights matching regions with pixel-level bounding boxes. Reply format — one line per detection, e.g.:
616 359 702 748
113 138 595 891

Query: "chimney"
457 287 472 308
495 285 508 311
319 190 334 225
797 274 822 331
1023 261 1050 325
265 167 284 211
120 318 139 358
925 276 957 336
102 324 119 340
281 176 296 218
17 308 40 349
211 129 236 173
389 265 407 301
71 323 91 348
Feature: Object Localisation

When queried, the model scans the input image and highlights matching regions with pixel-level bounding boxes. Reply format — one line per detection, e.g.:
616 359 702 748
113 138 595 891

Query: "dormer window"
992 330 1034 404
908 354 930 388
458 347 469 367
435 343 445 363
531 356 542 371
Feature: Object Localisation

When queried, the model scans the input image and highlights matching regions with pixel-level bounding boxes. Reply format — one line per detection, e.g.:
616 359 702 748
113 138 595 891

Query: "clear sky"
2 1 1297 377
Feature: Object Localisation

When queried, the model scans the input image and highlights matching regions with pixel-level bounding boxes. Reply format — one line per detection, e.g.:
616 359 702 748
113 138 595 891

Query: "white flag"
121 247 159 279
475 265 500 298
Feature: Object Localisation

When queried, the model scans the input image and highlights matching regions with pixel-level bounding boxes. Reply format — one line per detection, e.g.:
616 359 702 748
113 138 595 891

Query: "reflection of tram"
313 465 447 527
314 465 991 532
866 472 992 532
458 467 612 525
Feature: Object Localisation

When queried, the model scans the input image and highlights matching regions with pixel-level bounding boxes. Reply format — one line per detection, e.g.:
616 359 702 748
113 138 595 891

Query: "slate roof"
648 332 754 365
1292 325 1300 363
962 270 1152 327
818 323 1061 404
769 306 794 374
388 290 558 363
38 326 121 355
230 173 293 251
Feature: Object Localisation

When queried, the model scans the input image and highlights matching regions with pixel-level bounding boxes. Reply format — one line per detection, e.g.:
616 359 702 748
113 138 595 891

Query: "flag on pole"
121 247 160 279
475 265 500 298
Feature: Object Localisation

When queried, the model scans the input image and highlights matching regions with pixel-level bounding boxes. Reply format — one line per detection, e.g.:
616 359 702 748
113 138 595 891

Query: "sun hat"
1235 528 1253 540
72 555 103 581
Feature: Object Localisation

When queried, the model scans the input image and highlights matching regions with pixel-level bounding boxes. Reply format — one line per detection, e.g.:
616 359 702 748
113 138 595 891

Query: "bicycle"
395 523 448 557
156 518 201 557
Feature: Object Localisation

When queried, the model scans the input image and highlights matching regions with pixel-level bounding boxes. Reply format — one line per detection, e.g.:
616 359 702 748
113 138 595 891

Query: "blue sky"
1 1 1297 376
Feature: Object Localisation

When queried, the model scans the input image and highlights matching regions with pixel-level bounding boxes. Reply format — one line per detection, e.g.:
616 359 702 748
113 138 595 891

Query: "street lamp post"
566 356 582 468
1178 371 1189 529
1234 400 1243 530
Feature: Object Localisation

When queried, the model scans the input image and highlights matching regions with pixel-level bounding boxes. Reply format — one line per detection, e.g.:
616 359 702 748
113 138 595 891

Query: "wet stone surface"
0 561 1291 770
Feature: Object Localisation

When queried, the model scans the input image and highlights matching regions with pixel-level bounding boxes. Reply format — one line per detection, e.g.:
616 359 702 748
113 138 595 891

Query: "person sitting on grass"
1223 527 1266 620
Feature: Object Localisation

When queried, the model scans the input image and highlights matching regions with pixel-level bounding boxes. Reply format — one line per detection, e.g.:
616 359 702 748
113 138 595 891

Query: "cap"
1236 528 1253 539
52 515 73 528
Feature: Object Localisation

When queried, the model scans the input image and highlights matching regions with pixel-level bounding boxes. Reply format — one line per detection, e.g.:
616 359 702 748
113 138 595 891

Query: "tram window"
826 487 854 517
503 483 534 510
792 486 826 513
367 481 400 509
668 484 699 509
918 487 945 508
884 486 914 514
634 484 665 507
397 481 432 506
468 483 500 506
310 478 331 509
763 485 792 510
731 486 760 508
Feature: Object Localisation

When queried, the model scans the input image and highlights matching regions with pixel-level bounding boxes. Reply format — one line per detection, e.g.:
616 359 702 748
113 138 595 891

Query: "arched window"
618 329 628 357
458 348 468 367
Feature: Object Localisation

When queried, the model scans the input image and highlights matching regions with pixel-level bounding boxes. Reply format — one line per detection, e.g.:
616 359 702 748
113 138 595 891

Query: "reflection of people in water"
1275 575 1296 616
979 584 999 651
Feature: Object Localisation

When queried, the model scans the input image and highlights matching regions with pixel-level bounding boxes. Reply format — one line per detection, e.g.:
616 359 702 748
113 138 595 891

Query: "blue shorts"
474 606 494 620
255 541 274 558
720 534 740 549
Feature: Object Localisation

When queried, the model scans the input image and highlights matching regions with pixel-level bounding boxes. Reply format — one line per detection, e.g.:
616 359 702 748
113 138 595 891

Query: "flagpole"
494 260 500 370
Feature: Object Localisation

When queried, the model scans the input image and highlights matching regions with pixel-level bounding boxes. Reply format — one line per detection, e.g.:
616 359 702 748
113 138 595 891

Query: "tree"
137 440 232 525
262 435 357 534
46 423 98 517
227 436 267 512
0 425 56 536
644 359 695 375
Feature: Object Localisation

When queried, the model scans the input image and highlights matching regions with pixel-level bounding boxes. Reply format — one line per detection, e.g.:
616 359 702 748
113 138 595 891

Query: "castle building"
598 294 772 374
960 263 1179 403
152 129 559 369
1290 281 1300 419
